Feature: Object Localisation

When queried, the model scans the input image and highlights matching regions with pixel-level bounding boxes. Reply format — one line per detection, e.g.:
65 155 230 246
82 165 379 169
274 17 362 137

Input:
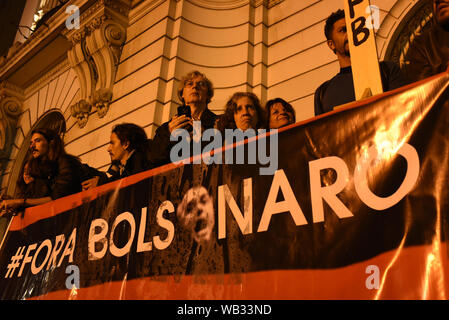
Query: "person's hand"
82 176 100 191
214 117 220 129
0 199 24 216
168 115 193 133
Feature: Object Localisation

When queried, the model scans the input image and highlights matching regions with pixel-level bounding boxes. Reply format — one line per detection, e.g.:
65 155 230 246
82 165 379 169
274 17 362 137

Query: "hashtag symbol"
5 246 26 278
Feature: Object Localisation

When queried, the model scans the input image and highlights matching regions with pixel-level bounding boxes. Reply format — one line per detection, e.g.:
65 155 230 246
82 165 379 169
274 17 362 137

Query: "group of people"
314 1 449 116
0 1 448 215
0 70 297 216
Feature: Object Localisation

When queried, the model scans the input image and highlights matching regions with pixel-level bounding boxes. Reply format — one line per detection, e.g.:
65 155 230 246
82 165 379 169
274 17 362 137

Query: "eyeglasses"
184 80 207 88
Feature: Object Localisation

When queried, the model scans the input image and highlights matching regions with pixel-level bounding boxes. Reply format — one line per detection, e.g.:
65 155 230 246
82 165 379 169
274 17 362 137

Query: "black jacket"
149 108 217 168
106 148 152 182
404 22 449 83
314 61 407 116
37 154 83 200
18 177 51 200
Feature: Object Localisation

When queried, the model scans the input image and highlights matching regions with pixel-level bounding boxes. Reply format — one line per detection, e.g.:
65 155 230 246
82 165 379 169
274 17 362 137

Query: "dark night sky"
0 0 27 57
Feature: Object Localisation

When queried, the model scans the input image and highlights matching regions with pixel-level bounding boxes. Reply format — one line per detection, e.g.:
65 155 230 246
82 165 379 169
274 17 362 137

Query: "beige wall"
1 0 423 191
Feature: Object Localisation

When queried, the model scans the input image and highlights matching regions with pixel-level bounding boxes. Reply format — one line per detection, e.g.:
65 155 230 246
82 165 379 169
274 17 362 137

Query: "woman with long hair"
216 92 266 132
0 128 83 214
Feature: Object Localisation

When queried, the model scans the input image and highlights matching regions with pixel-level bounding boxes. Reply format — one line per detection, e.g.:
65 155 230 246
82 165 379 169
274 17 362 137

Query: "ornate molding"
24 59 70 99
0 82 23 164
92 88 113 118
0 0 86 80
187 0 284 9
70 99 91 128
87 16 127 118
254 0 284 8
386 1 433 69
63 0 130 127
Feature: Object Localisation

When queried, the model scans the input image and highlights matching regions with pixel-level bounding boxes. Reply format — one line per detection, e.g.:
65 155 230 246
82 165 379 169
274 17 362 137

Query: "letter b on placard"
352 16 369 46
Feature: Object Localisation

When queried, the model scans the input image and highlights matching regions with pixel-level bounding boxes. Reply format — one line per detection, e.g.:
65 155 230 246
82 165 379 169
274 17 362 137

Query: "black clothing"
404 22 449 83
14 177 51 213
80 163 108 184
314 61 407 116
18 178 51 200
10 155 85 216
106 149 152 182
24 154 83 200
149 108 217 168
48 155 84 200
103 139 152 183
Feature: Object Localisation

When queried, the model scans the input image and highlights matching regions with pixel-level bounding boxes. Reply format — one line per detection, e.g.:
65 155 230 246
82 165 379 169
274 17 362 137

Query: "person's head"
108 123 148 164
219 92 265 131
30 128 65 161
22 162 34 185
325 9 350 59
265 98 296 129
433 0 449 30
177 186 215 243
16 160 34 195
177 70 214 108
